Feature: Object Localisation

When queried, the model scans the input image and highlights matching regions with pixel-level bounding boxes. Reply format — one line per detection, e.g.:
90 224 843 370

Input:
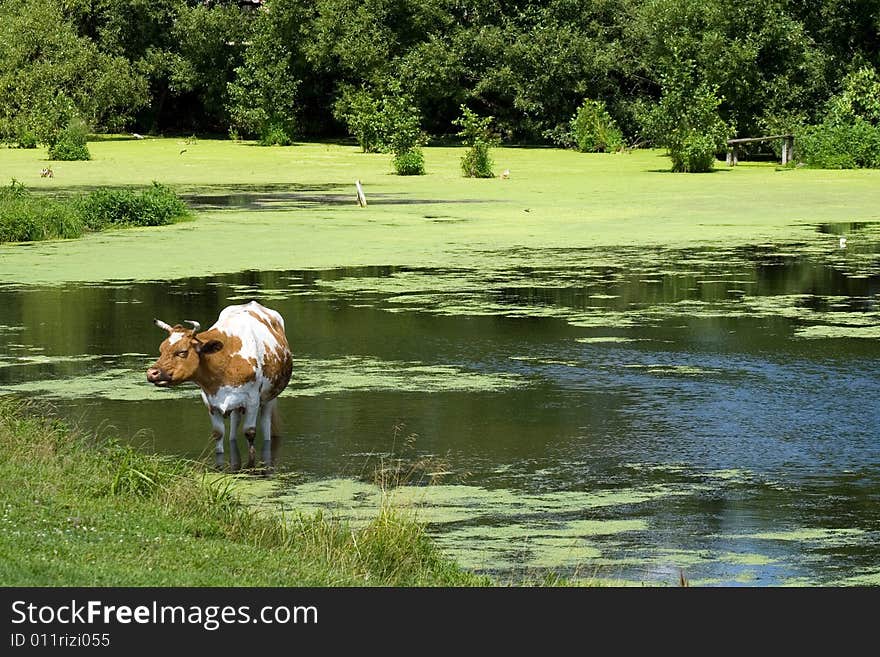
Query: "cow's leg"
259 398 277 468
242 405 259 468
228 409 242 472
210 409 225 468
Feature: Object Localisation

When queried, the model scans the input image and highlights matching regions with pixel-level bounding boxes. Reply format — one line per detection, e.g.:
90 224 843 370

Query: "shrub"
454 106 498 178
15 130 37 149
392 148 425 176
669 131 720 172
459 142 493 178
76 183 190 229
258 121 294 147
793 66 880 169
138 183 191 225
383 91 427 175
0 180 82 242
48 118 91 161
796 120 880 169
640 72 732 173
569 99 624 153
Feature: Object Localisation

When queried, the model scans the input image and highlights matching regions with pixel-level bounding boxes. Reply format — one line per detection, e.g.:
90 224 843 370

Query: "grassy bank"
0 180 190 243
1 138 879 284
0 398 488 586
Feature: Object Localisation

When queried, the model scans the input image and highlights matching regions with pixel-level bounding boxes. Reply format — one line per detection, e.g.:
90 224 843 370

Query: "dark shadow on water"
817 221 878 235
645 168 731 174
182 190 488 211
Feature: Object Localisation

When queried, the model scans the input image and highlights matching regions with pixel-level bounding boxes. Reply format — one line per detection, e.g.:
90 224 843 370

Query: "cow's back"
212 301 292 401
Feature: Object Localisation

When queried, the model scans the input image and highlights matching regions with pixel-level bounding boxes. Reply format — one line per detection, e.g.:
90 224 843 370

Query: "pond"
2 228 879 586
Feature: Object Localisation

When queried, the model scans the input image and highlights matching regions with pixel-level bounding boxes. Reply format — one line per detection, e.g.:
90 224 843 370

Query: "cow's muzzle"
147 367 172 386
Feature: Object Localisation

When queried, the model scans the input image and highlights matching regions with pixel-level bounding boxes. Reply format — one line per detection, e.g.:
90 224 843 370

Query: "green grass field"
2 137 879 285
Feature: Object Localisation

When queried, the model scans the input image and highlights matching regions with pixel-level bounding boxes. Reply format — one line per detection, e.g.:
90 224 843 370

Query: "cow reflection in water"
147 301 293 470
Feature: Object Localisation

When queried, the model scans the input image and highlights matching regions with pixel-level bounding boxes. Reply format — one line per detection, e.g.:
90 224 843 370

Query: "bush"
796 120 880 169
392 148 425 175
258 121 294 147
569 99 624 153
454 106 498 178
383 90 427 175
48 118 91 161
460 142 493 178
15 130 37 149
669 132 720 172
789 66 880 169
640 72 732 173
0 180 83 242
76 183 190 229
0 181 188 243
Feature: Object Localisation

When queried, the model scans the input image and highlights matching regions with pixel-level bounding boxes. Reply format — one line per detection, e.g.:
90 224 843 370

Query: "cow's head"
146 318 225 387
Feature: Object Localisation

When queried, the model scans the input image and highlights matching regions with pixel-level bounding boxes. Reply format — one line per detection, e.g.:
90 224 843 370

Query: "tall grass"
76 183 190 229
0 180 190 243
0 398 487 586
0 180 83 242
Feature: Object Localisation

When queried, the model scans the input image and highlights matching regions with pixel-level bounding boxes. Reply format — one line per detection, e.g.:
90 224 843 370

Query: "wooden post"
726 147 738 166
355 179 367 207
781 135 793 165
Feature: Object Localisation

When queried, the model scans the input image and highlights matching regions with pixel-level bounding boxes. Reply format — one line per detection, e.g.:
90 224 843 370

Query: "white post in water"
355 180 367 207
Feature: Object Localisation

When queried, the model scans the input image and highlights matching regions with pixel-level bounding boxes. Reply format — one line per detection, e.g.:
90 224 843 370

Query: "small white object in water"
839 237 847 249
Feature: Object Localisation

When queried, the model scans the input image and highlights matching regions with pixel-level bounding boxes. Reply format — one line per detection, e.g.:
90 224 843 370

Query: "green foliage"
825 66 880 127
392 148 426 175
1 0 878 149
0 179 188 243
0 180 83 242
334 85 385 152
454 106 498 178
796 120 880 169
227 0 304 144
48 118 91 161
76 183 190 229
459 142 493 178
0 0 148 145
641 69 732 172
794 66 880 169
169 3 251 132
569 99 624 153
15 130 38 149
382 89 427 175
259 121 295 147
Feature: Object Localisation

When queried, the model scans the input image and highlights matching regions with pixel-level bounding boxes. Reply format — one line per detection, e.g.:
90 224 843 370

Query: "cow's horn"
154 318 173 333
184 320 201 333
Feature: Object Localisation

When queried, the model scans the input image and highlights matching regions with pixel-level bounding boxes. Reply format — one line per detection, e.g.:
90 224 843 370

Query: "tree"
640 64 733 172
227 0 307 143
0 0 147 145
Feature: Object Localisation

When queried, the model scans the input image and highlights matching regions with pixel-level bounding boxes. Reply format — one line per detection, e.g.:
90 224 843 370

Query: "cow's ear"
195 339 223 355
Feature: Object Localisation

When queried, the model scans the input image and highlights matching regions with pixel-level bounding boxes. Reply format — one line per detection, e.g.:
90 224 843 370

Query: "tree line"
1 0 878 158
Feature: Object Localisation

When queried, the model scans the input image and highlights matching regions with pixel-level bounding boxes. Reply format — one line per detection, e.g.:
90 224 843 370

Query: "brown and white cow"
147 301 293 469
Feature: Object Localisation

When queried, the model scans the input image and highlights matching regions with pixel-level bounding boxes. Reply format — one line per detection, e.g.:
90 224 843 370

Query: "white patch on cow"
204 384 261 417
209 301 285 392
167 331 186 346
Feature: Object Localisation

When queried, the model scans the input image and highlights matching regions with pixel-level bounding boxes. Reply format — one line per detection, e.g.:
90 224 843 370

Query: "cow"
146 301 293 470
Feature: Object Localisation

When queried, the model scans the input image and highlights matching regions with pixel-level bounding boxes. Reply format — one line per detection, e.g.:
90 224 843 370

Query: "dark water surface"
2 236 879 585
